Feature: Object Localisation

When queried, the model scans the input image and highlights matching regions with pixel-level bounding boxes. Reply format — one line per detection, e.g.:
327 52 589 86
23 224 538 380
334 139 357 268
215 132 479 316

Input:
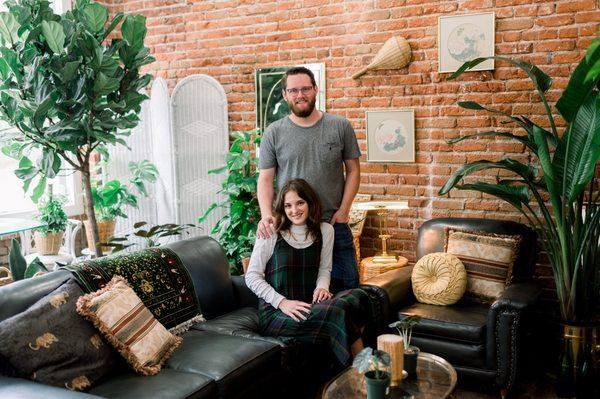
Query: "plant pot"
83 219 116 254
33 231 64 255
557 323 599 398
403 345 420 379
364 370 390 399
0 266 12 287
241 257 251 274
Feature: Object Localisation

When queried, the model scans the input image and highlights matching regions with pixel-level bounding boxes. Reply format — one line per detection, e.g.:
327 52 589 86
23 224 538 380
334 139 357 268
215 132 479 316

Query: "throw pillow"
412 252 467 306
76 275 182 376
0 278 118 390
445 229 521 301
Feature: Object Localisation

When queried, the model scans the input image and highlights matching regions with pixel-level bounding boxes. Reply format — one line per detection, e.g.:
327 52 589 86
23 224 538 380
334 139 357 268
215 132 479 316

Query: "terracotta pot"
33 231 64 255
83 219 116 254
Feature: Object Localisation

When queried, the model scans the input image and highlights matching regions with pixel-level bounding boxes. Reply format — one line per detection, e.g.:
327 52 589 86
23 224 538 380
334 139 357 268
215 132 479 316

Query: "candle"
377 334 405 386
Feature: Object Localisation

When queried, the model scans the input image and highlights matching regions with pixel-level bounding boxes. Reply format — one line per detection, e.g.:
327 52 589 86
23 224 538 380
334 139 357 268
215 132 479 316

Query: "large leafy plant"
0 0 154 257
440 39 600 323
103 221 195 251
92 160 158 221
199 130 261 275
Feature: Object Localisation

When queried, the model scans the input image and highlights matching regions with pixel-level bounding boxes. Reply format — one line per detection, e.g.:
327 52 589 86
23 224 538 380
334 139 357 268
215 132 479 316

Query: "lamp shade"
351 200 409 211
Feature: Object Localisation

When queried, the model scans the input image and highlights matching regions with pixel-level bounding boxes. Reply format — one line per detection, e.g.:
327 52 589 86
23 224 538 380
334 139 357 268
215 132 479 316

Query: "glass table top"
0 217 43 237
323 352 457 399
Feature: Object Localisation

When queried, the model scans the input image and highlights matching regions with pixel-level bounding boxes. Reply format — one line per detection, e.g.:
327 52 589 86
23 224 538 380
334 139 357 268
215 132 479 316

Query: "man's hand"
278 299 311 322
313 288 332 303
329 208 350 224
257 216 275 239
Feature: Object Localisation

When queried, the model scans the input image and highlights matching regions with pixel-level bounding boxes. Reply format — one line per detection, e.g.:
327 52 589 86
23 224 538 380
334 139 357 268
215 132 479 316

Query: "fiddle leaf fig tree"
0 0 154 257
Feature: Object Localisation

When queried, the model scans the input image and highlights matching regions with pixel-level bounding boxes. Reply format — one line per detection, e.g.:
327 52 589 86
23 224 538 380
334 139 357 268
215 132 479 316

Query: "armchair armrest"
486 281 542 389
360 266 413 332
231 275 259 309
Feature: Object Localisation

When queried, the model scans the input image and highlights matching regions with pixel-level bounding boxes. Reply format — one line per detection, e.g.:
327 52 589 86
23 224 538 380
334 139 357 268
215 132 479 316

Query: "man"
257 66 361 292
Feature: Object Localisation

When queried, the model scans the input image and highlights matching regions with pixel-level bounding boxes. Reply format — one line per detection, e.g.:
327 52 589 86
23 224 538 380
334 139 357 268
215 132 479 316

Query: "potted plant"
389 315 422 378
7 239 47 282
352 347 391 399
34 190 68 255
84 160 158 253
199 130 261 275
0 0 154 257
439 39 600 397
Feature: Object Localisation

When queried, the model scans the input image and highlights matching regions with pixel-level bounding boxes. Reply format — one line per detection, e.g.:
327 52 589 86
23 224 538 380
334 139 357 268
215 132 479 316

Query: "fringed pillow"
445 229 521 302
76 276 181 376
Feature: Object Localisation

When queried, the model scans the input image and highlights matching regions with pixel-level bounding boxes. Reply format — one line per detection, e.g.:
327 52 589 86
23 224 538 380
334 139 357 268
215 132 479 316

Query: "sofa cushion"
410 336 486 368
0 278 118 391
167 330 281 398
398 302 489 344
77 276 182 376
445 229 521 301
89 368 217 399
411 252 467 305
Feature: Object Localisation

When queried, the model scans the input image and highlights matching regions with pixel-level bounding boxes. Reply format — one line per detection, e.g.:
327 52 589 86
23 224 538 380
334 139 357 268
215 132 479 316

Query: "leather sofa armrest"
486 281 542 389
231 275 259 309
360 266 413 333
0 376 102 398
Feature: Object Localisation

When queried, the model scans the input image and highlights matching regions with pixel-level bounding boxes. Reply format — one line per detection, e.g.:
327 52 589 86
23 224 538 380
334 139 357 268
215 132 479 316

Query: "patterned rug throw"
66 248 200 329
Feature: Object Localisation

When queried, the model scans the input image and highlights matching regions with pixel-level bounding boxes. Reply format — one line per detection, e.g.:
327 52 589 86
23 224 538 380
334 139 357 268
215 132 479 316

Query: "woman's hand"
313 288 332 303
278 299 311 322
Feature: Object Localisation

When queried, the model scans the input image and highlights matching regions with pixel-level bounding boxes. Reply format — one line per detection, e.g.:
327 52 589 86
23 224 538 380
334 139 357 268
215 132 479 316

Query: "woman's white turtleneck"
245 222 334 309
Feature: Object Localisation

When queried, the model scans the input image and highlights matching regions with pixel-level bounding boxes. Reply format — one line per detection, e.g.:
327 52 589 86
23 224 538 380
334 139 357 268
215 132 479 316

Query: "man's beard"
287 96 316 118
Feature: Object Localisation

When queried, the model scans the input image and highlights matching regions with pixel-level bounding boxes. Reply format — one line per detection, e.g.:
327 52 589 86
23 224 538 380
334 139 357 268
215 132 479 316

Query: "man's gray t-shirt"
259 113 361 221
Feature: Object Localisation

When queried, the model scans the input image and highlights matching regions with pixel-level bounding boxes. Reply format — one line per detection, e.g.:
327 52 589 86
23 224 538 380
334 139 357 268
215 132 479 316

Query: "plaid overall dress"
258 234 369 365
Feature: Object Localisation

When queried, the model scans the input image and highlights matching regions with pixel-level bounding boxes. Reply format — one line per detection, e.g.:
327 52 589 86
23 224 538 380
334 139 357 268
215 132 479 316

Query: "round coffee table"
322 352 457 399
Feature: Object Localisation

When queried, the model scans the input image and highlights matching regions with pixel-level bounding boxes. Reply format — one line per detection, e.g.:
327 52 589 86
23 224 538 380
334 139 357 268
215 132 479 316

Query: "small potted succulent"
352 347 391 399
34 191 68 255
389 315 422 378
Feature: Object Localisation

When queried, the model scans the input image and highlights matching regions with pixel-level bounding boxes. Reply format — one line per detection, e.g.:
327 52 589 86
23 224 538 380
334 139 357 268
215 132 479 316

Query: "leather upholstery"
363 217 541 395
0 235 351 398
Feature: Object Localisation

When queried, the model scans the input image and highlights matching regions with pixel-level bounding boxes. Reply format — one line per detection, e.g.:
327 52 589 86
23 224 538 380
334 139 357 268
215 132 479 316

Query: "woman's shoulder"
319 222 334 236
255 233 278 247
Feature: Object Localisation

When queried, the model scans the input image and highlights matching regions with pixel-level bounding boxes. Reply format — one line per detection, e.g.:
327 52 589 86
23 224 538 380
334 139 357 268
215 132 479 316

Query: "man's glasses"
285 86 315 96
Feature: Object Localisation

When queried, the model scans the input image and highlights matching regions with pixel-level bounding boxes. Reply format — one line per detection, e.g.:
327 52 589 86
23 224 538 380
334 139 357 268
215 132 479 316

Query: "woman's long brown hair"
274 179 322 241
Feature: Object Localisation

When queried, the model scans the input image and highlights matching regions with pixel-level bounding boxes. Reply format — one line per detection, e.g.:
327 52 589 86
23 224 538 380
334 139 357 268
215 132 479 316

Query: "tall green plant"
439 39 600 323
0 0 154 257
199 130 261 275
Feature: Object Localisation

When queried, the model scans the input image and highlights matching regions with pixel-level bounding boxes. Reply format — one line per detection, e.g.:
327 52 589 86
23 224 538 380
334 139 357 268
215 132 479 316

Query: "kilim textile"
66 247 199 329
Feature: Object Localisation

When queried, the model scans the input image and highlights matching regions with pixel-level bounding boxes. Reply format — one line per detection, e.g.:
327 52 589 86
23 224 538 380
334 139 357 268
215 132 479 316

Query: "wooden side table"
359 256 409 283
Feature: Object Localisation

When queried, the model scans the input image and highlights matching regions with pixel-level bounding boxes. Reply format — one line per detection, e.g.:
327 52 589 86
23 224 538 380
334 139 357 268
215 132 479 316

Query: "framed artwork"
438 12 495 73
366 109 415 163
255 63 326 133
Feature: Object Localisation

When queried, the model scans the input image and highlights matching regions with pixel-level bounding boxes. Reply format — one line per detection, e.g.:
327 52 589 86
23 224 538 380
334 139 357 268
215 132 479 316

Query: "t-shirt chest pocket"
319 140 341 163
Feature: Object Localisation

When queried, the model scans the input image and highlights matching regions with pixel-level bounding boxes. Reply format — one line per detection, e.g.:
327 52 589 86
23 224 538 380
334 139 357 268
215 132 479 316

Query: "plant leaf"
121 14 146 51
0 12 20 45
8 238 26 280
41 21 65 54
556 37 600 123
24 258 47 278
81 3 108 33
457 182 530 211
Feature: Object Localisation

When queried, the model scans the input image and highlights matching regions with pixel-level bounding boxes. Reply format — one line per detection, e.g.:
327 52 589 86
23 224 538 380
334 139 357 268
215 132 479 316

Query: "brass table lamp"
351 200 409 263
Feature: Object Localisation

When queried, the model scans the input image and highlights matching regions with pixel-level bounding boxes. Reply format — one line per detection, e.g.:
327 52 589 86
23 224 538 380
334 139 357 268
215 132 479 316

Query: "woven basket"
83 219 116 253
0 266 13 287
352 36 411 79
360 256 408 283
33 230 64 255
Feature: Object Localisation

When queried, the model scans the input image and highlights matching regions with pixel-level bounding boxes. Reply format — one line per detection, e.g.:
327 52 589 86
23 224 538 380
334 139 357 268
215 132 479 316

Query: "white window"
0 0 80 218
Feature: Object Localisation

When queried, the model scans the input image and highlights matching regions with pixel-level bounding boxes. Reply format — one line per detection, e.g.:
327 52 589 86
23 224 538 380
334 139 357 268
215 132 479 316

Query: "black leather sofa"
360 218 542 398
0 236 349 399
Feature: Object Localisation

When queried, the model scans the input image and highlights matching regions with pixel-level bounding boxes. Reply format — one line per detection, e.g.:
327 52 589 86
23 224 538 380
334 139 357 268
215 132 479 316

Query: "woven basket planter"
83 219 116 253
33 231 64 255
0 266 12 287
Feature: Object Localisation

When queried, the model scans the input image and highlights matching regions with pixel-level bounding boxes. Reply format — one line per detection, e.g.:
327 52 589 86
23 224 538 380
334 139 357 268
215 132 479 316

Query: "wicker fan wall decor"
352 36 412 79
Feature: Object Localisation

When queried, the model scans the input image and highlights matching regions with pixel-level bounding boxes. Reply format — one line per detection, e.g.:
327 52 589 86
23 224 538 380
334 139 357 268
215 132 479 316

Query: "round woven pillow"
411 252 467 306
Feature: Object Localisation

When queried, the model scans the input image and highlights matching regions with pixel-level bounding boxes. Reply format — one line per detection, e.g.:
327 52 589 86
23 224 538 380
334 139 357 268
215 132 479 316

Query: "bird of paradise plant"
439 38 600 325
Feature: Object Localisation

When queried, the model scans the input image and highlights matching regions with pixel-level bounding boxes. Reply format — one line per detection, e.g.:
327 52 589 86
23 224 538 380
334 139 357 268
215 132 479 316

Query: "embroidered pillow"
0 278 118 390
445 229 521 301
76 275 182 376
412 252 467 306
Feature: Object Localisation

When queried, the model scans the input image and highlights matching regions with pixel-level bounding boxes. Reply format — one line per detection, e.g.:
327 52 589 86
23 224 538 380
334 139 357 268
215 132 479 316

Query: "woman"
245 178 368 366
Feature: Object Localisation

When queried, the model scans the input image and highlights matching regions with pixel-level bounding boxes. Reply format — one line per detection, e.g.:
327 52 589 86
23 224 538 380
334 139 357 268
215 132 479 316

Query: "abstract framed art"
438 12 495 73
366 109 415 163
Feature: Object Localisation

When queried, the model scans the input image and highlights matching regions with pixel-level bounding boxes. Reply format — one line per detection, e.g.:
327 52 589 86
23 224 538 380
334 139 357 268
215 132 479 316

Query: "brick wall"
105 0 599 304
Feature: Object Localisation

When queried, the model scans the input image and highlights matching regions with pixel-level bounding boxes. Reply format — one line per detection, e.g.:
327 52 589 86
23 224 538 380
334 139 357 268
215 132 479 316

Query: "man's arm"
329 158 360 224
257 167 276 238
